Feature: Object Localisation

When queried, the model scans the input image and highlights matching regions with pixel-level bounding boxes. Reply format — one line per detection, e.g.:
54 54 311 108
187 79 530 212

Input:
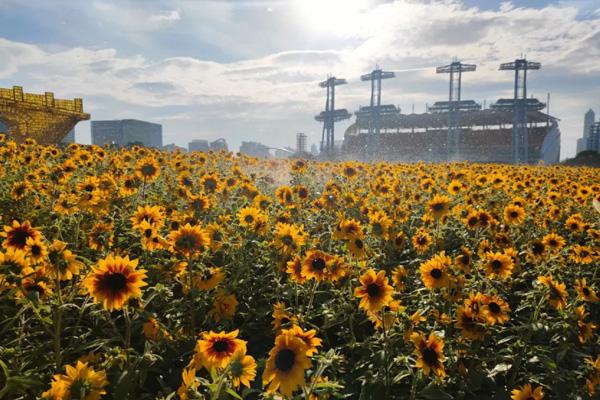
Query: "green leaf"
226 388 243 400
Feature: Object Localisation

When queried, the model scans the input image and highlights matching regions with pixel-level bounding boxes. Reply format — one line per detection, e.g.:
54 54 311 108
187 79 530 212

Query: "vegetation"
0 136 599 399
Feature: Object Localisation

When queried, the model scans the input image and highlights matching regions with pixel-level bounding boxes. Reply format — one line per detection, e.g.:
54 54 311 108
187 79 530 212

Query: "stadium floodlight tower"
500 58 541 164
361 67 395 156
436 60 476 160
315 76 351 158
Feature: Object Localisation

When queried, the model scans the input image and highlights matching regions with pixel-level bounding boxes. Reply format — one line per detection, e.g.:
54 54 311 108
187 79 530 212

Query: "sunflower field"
0 137 599 400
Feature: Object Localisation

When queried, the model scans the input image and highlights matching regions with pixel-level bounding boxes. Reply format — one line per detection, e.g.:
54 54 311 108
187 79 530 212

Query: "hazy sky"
1 0 599 158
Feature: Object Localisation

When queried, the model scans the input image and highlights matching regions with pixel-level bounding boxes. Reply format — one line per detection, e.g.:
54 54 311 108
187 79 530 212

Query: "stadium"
342 103 561 164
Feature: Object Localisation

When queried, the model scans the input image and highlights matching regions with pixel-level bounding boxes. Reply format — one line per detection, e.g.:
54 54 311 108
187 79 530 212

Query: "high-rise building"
240 141 270 158
577 109 597 154
0 120 7 134
578 109 596 153
188 139 210 152
91 119 162 148
588 122 600 153
296 133 307 154
211 138 228 152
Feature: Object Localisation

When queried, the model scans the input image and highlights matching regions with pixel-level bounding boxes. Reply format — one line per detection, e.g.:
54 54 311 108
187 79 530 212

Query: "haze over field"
1 0 599 158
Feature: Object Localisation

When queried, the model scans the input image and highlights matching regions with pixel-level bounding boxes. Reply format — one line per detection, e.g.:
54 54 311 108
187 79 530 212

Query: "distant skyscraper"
577 109 597 154
188 139 210 152
296 133 307 154
584 109 595 138
240 141 270 158
210 138 228 152
0 120 7 133
91 119 162 148
588 122 600 153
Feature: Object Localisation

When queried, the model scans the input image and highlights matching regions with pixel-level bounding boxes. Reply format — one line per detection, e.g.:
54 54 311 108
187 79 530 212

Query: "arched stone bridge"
0 86 90 144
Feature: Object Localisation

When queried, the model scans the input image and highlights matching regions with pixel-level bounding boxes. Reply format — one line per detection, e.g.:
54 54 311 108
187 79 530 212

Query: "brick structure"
0 86 90 144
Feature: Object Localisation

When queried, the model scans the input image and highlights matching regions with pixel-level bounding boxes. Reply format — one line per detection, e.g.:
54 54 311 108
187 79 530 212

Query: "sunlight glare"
297 0 370 36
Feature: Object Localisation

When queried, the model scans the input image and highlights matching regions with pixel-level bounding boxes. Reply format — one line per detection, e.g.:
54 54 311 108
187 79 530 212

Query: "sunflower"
200 173 223 193
542 233 565 253
482 294 510 325
197 329 247 369
42 361 108 400
168 223 210 256
483 252 514 280
347 236 367 259
193 267 224 291
238 206 262 228
333 218 364 241
368 210 392 239
504 204 525 225
301 250 334 282
354 269 394 313
283 325 322 356
1 220 42 250
367 300 402 330
262 332 311 397
575 278 600 302
286 256 306 284
455 306 486 341
538 275 568 310
44 240 82 281
131 205 165 230
11 181 32 200
119 174 140 196
447 179 464 195
273 223 306 254
410 331 446 377
229 349 257 389
84 254 147 311
327 255 349 282
412 228 432 254
177 368 200 400
427 194 451 219
24 236 48 265
510 384 544 400
272 302 298 332
207 290 238 322
454 247 472 272
143 317 171 341
187 192 212 213
88 221 114 251
135 157 161 182
392 265 407 291
419 252 452 289
571 245 595 264
575 306 597 343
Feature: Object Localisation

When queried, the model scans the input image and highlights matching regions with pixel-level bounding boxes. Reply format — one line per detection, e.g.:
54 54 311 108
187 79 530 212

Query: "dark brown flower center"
213 339 230 353
422 347 438 367
491 260 502 271
312 258 326 271
275 348 295 372
430 268 442 279
141 164 156 177
367 283 381 297
488 302 501 314
103 273 127 293
11 229 31 248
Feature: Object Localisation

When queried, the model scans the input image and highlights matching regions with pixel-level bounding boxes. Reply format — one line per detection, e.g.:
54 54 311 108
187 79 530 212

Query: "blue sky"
1 0 599 158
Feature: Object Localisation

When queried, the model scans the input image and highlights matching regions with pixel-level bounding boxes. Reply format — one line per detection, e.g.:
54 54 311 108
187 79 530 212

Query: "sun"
296 0 370 36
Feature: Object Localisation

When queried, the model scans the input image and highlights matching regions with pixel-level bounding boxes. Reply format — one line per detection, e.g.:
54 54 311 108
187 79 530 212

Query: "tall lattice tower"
359 67 397 157
314 77 351 158
436 61 476 160
499 58 541 163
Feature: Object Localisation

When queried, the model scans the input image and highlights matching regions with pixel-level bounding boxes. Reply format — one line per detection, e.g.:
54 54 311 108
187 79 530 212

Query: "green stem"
53 270 63 368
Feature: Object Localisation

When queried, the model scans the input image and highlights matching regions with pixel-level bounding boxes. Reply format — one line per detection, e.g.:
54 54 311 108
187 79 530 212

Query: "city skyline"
1 0 599 157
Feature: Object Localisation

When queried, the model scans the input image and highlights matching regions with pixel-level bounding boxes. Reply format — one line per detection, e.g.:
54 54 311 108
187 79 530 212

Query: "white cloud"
1 1 599 157
149 10 181 23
